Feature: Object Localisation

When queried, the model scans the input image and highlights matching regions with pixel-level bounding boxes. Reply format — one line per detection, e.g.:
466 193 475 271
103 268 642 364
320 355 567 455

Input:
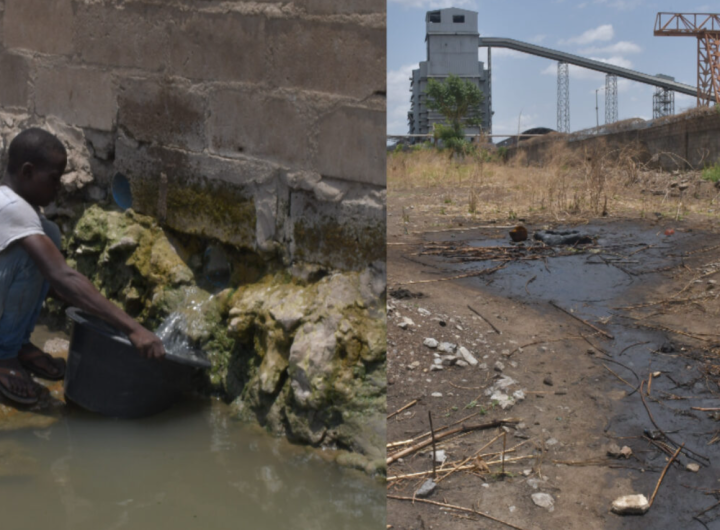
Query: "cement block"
35 68 115 131
0 52 29 108
74 2 170 71
167 12 265 83
289 181 385 270
301 0 386 14
209 89 309 167
118 79 206 152
115 140 279 249
4 0 74 55
316 106 385 186
267 19 385 98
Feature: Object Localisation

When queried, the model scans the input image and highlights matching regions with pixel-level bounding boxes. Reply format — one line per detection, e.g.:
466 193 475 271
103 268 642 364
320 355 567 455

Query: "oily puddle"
1 328 385 530
420 220 720 527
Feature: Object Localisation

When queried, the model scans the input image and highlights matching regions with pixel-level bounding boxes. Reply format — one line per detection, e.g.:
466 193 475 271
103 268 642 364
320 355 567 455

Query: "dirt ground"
386 162 720 530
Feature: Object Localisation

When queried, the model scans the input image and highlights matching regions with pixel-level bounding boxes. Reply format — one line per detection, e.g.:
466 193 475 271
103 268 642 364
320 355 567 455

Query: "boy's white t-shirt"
0 185 44 253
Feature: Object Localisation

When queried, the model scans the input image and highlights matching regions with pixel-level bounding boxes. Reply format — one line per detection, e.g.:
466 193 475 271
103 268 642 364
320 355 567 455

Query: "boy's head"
6 128 67 207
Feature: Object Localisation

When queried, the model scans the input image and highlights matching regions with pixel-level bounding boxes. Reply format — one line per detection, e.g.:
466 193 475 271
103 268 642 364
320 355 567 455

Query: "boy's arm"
20 233 165 359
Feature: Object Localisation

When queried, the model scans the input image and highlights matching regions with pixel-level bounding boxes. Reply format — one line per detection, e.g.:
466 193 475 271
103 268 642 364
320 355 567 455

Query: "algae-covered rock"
225 267 387 472
57 206 386 474
63 205 194 325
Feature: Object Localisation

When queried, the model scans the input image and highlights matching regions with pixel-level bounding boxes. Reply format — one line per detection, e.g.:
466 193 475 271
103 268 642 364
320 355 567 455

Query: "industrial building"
408 8 492 137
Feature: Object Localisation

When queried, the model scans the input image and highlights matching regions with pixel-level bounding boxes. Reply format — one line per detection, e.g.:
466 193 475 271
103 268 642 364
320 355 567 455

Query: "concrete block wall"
0 0 386 271
516 112 720 172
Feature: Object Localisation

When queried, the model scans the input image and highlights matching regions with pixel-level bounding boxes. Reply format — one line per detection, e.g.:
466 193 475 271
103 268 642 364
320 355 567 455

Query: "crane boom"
654 12 720 106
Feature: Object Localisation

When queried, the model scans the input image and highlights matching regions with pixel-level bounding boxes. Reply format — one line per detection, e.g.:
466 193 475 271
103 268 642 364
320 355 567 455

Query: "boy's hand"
128 327 166 359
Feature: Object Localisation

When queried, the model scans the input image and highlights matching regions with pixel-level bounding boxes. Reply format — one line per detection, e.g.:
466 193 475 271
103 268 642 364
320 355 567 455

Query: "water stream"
2 327 385 530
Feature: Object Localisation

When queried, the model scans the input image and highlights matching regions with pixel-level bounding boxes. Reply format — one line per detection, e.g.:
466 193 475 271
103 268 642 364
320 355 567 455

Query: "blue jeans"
0 218 61 359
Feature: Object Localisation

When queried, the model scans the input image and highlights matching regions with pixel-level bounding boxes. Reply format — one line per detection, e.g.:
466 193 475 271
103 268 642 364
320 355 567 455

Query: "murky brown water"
2 328 385 530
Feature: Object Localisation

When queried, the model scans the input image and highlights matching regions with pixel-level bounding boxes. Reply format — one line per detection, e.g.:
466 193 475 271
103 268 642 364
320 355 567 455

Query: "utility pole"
595 89 599 127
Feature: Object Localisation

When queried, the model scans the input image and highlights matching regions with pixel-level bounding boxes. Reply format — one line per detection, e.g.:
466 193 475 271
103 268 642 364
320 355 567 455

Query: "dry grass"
387 140 720 224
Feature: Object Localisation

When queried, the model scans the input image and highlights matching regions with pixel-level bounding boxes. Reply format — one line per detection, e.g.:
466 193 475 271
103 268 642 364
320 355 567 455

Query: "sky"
387 0 719 138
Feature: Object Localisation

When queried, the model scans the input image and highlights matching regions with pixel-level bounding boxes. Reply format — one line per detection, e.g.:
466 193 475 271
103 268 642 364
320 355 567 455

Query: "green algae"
57 206 386 474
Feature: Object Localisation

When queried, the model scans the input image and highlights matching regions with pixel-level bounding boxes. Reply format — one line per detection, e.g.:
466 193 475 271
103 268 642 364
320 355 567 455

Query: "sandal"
18 347 66 381
0 367 39 405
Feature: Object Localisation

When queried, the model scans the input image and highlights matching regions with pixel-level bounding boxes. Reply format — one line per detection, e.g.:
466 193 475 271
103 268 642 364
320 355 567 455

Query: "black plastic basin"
64 307 211 419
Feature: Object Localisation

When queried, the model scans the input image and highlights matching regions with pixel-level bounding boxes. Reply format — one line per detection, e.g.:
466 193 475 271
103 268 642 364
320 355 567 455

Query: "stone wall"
0 0 386 271
514 110 720 171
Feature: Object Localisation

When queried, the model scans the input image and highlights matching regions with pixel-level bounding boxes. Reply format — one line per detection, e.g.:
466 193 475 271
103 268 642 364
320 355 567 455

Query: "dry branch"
549 301 614 339
386 418 520 466
387 496 530 530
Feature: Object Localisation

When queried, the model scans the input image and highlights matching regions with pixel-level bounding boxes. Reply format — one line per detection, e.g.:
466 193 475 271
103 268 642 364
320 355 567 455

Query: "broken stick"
467 304 501 334
387 496 529 530
649 444 683 507
387 399 418 420
549 301 614 339
386 418 520 466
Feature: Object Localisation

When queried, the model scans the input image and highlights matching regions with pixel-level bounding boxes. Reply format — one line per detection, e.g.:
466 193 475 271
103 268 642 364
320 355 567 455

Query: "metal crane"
654 12 720 106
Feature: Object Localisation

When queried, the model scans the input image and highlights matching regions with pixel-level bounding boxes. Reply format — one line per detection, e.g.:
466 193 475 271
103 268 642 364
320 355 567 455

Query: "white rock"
546 438 558 446
415 479 437 498
423 338 439 349
456 360 469 368
478 363 488 371
398 317 415 329
490 391 514 410
523 469 532 476
418 308 431 316
407 361 420 370
531 492 555 511
430 365 444 372
611 494 650 515
434 450 446 463
494 361 505 372
431 392 443 398
457 346 479 366
440 355 458 366
513 390 526 402
686 463 700 473
438 342 457 354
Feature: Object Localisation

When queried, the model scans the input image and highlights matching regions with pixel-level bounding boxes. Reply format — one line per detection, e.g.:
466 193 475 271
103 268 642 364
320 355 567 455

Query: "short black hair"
7 128 67 175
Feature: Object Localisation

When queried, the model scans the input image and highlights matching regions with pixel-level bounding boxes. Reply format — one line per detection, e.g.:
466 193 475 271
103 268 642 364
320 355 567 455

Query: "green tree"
425 74 484 137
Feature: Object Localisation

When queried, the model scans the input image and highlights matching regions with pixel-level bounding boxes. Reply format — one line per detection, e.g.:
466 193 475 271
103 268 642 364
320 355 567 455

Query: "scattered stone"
494 361 505 372
456 360 469 368
555 388 568 395
686 463 700 473
440 355 458 366
513 390 526 402
398 317 415 329
434 450 446 463
438 342 457 354
611 494 650 515
415 479 437 498
457 346 479 367
431 392 443 398
543 375 554 386
478 363 488 371
418 308 431 316
423 338 439 349
509 506 516 513
607 444 633 459
430 365 444 372
490 391 515 410
407 361 420 370
546 438 558 446
531 492 555 512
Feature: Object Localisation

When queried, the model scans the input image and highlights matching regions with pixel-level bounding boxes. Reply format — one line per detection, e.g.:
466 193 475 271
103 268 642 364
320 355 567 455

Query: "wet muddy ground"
387 215 720 530
1 328 385 530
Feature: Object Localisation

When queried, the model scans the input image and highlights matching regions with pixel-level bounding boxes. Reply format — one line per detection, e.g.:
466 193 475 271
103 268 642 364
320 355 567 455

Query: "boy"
0 128 165 405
